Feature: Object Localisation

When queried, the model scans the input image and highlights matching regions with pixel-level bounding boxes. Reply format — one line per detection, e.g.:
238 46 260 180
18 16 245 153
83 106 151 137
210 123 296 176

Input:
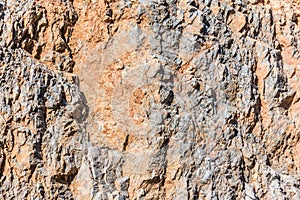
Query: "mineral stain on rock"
0 0 300 199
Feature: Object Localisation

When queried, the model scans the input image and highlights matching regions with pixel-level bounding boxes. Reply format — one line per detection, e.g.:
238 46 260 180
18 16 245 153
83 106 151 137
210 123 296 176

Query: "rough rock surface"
0 0 300 199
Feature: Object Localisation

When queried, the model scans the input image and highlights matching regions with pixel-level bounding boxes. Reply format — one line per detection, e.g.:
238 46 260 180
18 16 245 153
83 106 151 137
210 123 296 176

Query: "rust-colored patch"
255 48 272 131
293 141 300 170
228 12 246 32
211 5 219 16
282 47 300 67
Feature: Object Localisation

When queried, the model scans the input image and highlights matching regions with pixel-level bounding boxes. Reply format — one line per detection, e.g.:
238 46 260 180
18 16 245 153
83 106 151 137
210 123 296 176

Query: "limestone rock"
0 0 300 199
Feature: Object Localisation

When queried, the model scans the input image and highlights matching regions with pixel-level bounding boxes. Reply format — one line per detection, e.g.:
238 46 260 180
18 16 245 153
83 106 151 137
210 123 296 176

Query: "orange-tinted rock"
0 0 300 199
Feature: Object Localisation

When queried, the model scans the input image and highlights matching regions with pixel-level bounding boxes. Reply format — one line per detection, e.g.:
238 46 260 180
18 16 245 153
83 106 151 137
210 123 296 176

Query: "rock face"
0 0 300 199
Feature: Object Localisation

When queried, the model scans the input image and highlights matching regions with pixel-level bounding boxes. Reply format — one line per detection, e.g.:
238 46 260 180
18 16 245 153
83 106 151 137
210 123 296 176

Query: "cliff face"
0 0 299 199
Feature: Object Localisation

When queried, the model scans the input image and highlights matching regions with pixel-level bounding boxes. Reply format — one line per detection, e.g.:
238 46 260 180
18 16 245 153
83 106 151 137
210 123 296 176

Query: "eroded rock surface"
0 0 300 199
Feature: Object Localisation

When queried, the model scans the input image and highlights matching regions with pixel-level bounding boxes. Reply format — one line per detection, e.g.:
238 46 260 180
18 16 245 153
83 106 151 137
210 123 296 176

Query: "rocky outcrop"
0 0 299 199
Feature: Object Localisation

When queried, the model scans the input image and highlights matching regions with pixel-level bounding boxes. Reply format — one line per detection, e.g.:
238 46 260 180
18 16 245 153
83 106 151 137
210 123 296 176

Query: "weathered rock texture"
0 0 300 199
